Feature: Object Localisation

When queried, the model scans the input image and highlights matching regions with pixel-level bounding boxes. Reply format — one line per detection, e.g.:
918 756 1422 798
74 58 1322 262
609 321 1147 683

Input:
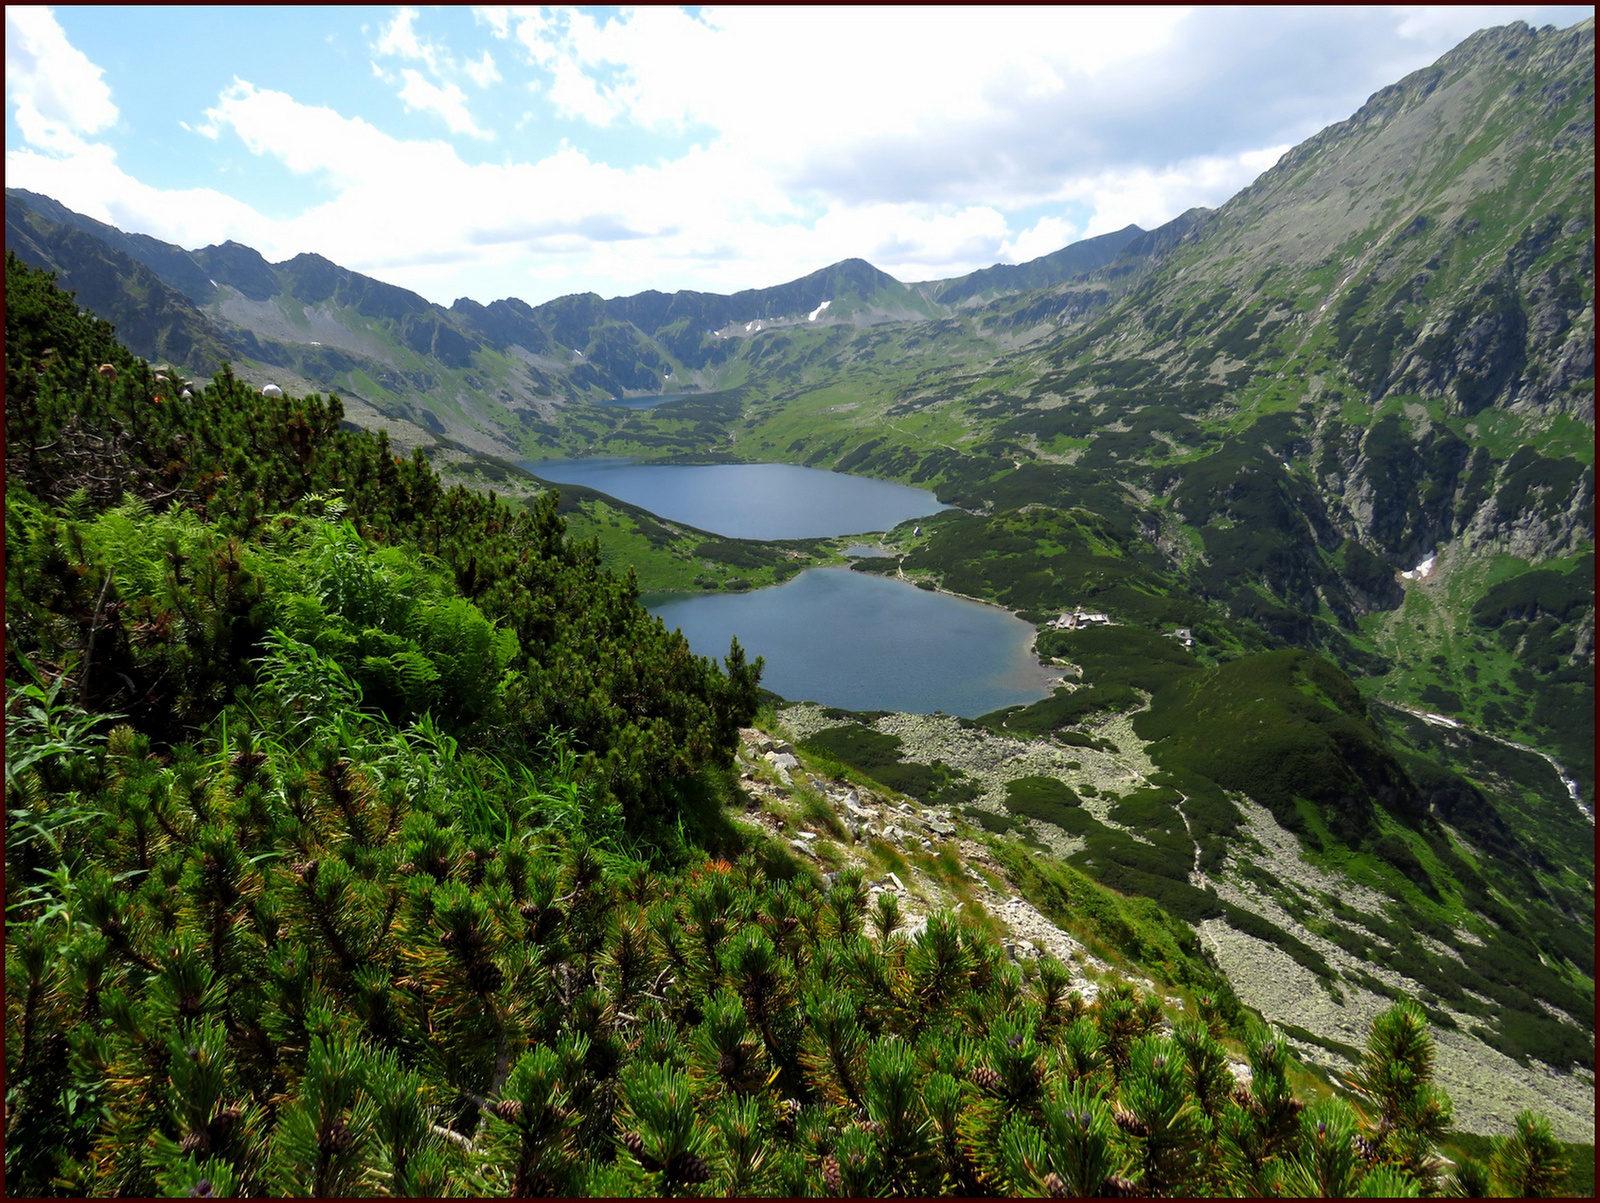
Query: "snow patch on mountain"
1400 550 1437 580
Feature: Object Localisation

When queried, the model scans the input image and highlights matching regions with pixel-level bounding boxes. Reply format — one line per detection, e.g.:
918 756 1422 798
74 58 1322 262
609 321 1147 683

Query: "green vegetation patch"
796 725 979 809
1136 649 1413 847
1003 776 1086 831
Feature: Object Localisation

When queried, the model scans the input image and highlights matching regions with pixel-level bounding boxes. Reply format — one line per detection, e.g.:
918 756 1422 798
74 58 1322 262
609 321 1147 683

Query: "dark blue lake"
645 567 1058 716
519 457 948 540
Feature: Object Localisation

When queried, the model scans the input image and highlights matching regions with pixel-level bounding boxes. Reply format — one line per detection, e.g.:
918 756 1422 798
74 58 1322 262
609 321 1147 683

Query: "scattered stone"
885 872 906 892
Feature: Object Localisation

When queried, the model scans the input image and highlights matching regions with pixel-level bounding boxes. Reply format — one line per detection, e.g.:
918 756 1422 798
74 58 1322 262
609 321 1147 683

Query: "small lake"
520 457 948 540
594 393 693 410
646 567 1058 717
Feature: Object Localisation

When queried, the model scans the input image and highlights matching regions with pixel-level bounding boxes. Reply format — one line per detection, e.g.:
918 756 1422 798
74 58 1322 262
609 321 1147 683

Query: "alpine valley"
5 15 1594 1197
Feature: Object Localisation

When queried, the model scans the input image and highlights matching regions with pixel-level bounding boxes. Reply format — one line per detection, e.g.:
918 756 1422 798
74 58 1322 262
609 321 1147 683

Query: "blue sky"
6 5 1591 307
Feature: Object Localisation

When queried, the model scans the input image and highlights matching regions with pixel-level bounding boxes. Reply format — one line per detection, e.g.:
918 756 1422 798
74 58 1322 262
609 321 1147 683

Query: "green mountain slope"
6 252 1590 1198
482 18 1595 1126
4 17 1590 1148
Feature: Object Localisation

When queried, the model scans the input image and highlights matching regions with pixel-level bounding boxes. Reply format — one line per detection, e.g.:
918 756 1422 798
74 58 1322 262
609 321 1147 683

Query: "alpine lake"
519 456 1059 716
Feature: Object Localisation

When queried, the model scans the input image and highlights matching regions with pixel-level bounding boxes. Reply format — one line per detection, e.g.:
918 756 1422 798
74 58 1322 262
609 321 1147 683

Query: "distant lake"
646 567 1057 716
520 457 949 540
595 393 693 410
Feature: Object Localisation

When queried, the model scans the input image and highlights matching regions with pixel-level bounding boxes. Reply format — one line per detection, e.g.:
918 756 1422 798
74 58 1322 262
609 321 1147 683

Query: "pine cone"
179 1129 211 1155
1232 1084 1254 1109
440 929 458 948
1112 1107 1148 1137
294 858 319 884
468 961 505 993
1043 1171 1069 1198
857 1119 884 1139
1352 1134 1377 1162
520 903 541 922
494 1098 524 1123
970 1066 1002 1092
1099 1174 1139 1197
823 1155 843 1195
671 1152 711 1185
318 1120 353 1153
465 926 486 949
622 1130 660 1170
206 1106 241 1145
187 1180 214 1199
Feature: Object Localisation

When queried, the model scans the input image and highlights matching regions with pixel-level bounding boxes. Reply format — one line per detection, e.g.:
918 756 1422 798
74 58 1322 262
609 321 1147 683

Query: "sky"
6 5 1591 308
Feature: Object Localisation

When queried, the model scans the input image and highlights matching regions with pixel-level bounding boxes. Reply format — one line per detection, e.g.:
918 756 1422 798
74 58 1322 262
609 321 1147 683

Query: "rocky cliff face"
1014 19 1595 577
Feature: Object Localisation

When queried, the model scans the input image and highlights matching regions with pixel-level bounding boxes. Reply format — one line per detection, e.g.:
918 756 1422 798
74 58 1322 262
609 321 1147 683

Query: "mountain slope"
928 223 1146 307
3 18 1591 1143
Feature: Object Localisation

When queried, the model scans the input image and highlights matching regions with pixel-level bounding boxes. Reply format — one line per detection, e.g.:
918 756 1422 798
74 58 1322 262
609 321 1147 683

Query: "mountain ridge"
2 17 1593 1171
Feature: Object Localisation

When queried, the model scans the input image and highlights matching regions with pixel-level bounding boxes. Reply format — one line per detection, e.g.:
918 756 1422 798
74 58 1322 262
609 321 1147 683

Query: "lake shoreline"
648 565 1063 717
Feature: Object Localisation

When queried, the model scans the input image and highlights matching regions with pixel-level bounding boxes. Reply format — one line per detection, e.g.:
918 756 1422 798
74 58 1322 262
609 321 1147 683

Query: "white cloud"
200 82 417 185
1001 216 1085 265
1072 144 1292 239
813 203 1010 275
397 70 491 138
546 55 622 126
465 50 501 87
9 5 1592 309
473 6 511 40
5 6 118 154
371 6 493 136
6 141 277 252
374 6 438 72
